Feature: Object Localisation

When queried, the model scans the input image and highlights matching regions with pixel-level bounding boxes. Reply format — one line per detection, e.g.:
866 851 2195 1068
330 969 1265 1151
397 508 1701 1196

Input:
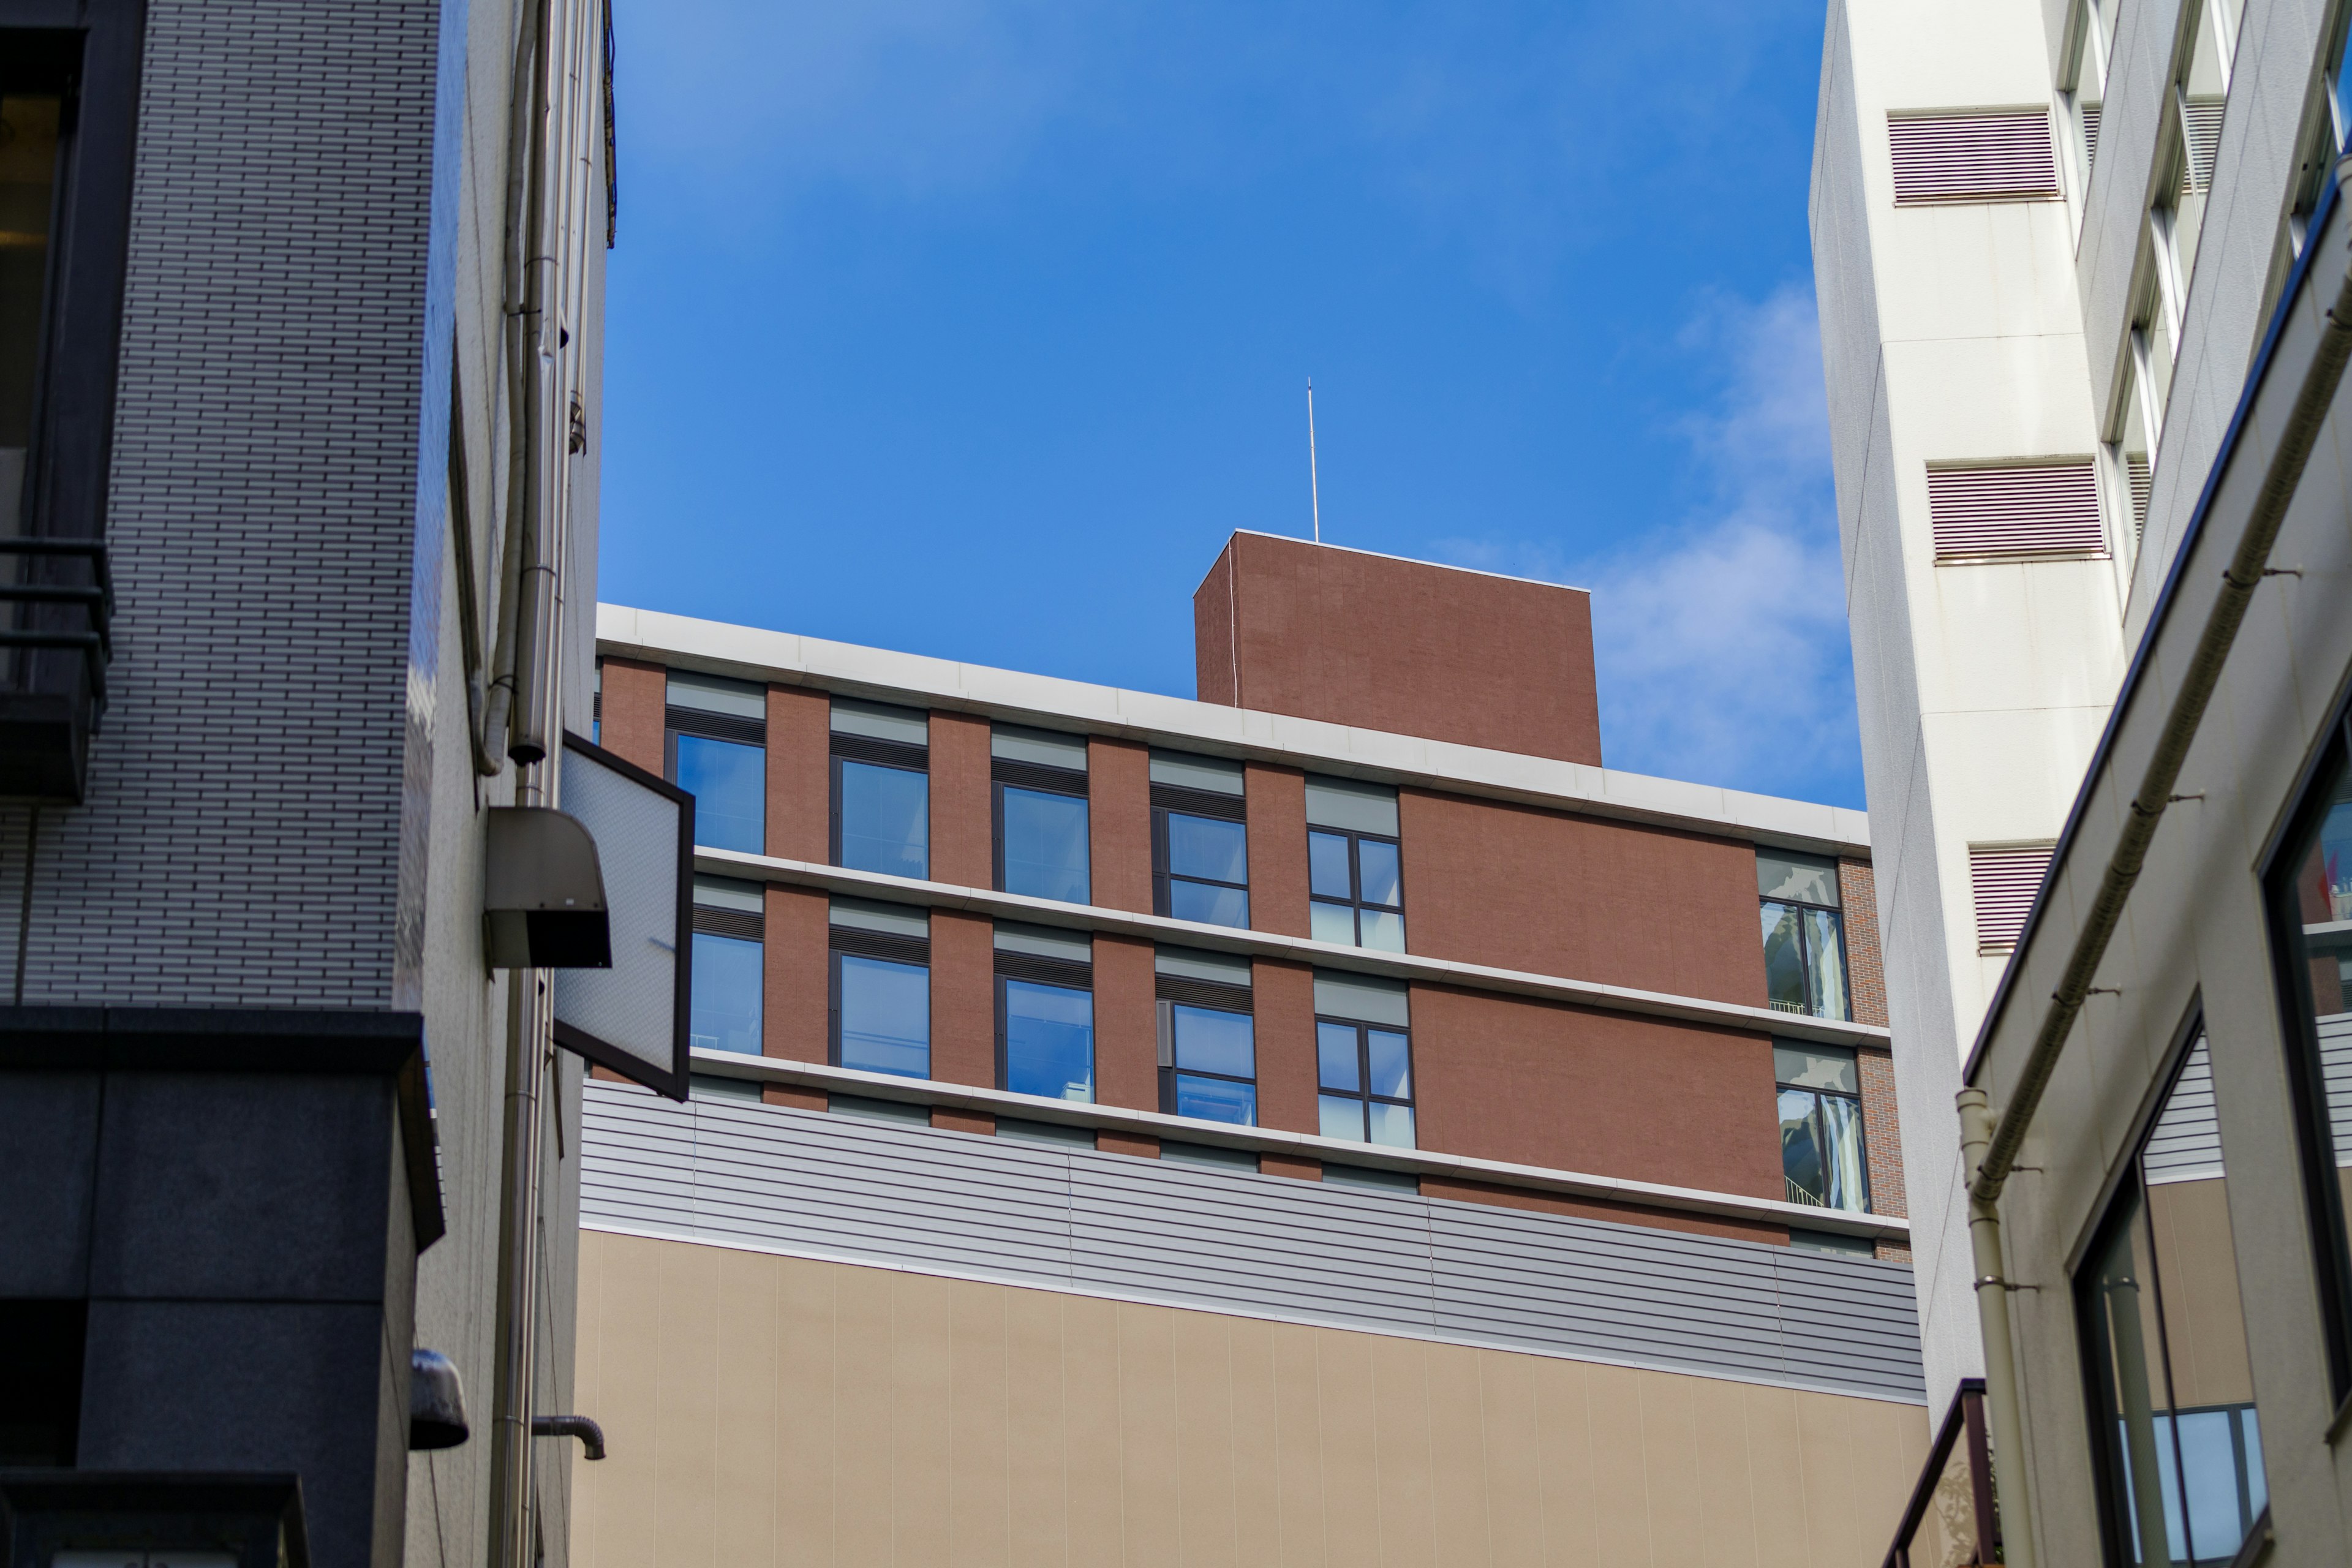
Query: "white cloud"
1434 284 1859 801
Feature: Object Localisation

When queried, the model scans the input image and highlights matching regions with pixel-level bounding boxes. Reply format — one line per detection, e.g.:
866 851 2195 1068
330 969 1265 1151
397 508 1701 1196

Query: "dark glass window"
993 726 1090 903
995 923 1095 1102
1152 753 1249 929
2263 720 2352 1396
1308 830 1405 951
1317 1019 1414 1148
2078 1031 2266 1567
1775 1042 1868 1213
688 878 765 1054
1 80 63 539
831 698 930 880
1759 850 1851 1022
665 673 767 855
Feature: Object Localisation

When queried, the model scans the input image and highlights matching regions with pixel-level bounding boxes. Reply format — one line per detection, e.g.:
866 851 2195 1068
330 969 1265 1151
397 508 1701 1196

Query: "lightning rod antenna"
1306 380 1322 544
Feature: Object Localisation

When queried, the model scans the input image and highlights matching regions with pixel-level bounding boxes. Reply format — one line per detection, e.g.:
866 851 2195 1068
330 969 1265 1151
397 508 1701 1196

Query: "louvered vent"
1972 843 2056 952
1928 461 2106 559
2127 454 2152 544
1889 110 2062 205
2180 98 2224 194
2082 104 2101 173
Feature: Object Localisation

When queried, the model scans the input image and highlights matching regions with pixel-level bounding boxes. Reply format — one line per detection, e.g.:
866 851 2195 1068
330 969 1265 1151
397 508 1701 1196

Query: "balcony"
1882 1379 1999 1567
0 540 114 803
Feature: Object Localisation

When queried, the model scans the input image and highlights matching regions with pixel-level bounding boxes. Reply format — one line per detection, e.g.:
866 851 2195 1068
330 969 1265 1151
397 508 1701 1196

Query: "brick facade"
1838 858 1888 1027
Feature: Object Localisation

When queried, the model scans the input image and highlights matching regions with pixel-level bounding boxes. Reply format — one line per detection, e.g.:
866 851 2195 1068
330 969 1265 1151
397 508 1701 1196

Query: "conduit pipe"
1958 157 2352 1568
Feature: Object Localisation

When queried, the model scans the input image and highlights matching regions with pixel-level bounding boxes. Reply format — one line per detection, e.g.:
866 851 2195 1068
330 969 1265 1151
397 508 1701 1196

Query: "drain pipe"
1958 159 2352 1568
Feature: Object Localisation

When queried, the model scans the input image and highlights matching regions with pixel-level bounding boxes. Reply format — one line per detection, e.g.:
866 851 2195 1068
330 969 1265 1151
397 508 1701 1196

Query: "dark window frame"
1773 1042 1871 1214
2260 704 2352 1403
993 946 1095 1100
1155 980 1257 1124
685 899 763 1056
1314 1014 1414 1145
665 701 766 854
1760 881 1853 1022
826 923 932 1079
1308 826 1406 949
1152 783 1249 927
829 728 930 876
991 755 1090 901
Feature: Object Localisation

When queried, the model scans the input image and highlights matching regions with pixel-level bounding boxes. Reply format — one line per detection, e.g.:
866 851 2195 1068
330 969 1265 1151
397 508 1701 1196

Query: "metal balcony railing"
0 538 115 802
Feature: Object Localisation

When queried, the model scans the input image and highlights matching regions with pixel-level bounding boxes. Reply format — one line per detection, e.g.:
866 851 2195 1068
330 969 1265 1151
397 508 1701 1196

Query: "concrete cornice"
687 1047 1910 1242
601 604 1872 857
695 849 1894 1052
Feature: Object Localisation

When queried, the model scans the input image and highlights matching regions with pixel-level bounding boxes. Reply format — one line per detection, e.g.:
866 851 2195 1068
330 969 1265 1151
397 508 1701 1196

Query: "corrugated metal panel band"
1928 461 2106 559
579 1082 1926 1405
1970 843 2056 952
1888 110 2060 204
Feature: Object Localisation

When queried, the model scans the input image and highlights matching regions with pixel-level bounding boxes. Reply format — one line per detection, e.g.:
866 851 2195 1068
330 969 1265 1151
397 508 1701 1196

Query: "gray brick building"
0 2 612 1564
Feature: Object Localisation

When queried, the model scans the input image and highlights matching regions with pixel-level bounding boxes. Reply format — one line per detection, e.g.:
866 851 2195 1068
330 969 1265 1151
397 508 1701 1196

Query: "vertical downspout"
1957 1088 2037 1568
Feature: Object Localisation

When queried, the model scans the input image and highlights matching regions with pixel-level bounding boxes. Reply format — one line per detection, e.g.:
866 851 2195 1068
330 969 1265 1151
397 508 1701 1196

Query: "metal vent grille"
1152 783 1247 821
666 704 766 746
1928 461 2106 559
1889 110 2061 205
993 950 1093 989
993 757 1089 796
1970 843 2056 952
2082 104 2100 173
830 731 928 770
2127 454 2152 543
692 905 764 940
829 927 930 966
1155 974 1253 1012
2180 98 2224 194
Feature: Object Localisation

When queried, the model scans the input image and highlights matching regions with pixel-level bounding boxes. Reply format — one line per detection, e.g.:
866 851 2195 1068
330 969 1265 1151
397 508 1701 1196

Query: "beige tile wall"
573 1229 1930 1568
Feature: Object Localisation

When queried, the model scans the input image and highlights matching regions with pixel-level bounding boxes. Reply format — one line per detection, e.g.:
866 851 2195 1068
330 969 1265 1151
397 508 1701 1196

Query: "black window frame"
1772 1040 1871 1214
1151 780 1249 927
665 697 767 854
1308 826 1406 949
686 892 764 1056
991 753 1090 902
827 919 931 1079
1154 968 1257 1124
2260 704 2352 1403
829 727 930 876
1314 1014 1415 1147
993 943 1095 1101
2074 1008 2269 1568
0 4 144 802
1758 855 1853 1022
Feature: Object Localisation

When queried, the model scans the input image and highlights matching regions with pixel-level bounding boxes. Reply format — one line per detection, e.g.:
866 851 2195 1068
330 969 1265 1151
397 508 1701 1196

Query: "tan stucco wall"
573 1229 1930 1567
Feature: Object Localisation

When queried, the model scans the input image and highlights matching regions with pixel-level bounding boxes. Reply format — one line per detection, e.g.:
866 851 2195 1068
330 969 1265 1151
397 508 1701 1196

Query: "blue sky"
598 0 1861 807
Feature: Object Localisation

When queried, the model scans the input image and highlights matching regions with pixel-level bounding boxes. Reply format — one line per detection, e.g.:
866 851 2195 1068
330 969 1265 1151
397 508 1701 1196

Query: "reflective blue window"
690 931 762 1053
1003 978 1094 1101
674 734 764 853
1169 1004 1256 1126
1308 828 1406 952
1160 811 1249 929
999 786 1090 903
837 760 929 879
835 954 928 1078
1316 1017 1414 1148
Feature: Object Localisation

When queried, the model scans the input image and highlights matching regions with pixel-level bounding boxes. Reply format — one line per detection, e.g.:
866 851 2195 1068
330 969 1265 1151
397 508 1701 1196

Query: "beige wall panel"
1425 1342 1491 1568
1174 1311 1242 1567
2145 1178 2256 1410
1268 1324 1329 1567
775 1256 838 1566
1117 1302 1184 1568
949 1278 1012 1567
1003 1286 1072 1568
575 1232 1926 1568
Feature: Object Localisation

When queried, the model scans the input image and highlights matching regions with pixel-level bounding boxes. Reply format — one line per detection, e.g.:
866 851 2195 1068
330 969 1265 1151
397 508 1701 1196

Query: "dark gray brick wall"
18 0 442 1007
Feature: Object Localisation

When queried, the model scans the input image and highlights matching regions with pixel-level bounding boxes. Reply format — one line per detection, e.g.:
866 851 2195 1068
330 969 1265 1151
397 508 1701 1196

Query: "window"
1775 1042 1869 1212
1155 946 1256 1126
666 671 766 854
2106 354 2155 554
2264 719 2352 1396
995 922 1095 1102
2060 0 2110 200
689 875 764 1054
992 725 1090 903
2150 4 2230 353
828 897 929 1079
1152 750 1248 929
2079 1028 2267 1566
1758 850 1850 1021
831 698 929 878
1314 971 1414 1149
1307 775 1404 952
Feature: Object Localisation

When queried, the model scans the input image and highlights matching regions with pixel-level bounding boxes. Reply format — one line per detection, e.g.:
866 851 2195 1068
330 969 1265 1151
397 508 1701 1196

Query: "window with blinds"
2180 98 2224 194
1889 110 2062 205
1970 843 2056 952
1928 461 2107 560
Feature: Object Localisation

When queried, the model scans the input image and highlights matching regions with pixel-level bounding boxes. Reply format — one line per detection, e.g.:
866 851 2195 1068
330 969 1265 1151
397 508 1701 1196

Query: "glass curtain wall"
2078 1035 2267 1567
1758 850 1851 1020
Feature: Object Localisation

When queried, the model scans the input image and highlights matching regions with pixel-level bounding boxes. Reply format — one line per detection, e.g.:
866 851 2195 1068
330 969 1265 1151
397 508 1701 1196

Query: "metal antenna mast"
1307 380 1322 543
